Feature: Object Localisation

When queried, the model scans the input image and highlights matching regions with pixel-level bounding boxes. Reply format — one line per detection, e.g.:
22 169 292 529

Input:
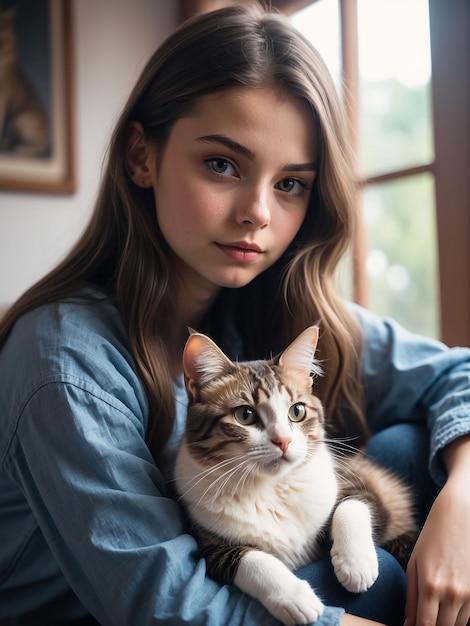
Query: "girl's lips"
216 242 263 262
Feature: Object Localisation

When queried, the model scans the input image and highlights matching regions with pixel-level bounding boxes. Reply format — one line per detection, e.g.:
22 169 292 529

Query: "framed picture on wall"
0 0 75 194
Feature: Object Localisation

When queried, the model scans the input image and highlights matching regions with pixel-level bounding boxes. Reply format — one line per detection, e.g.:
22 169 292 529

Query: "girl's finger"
455 600 470 626
435 602 463 626
404 559 418 626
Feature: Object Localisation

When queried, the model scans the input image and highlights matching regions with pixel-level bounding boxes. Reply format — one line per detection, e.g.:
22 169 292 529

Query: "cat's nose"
271 436 292 454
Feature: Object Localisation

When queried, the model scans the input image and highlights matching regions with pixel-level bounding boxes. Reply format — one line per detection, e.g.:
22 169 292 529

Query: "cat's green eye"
288 403 306 422
233 406 257 425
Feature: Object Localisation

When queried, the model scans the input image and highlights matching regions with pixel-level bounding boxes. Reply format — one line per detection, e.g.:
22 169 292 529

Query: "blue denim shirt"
1 297 469 625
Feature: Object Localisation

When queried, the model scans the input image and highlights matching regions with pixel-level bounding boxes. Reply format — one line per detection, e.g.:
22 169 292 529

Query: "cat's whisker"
211 454 267 498
330 452 361 474
179 454 253 503
175 455 248 501
232 459 259 494
328 451 371 492
183 454 247 484
196 459 252 504
303 445 368 490
323 437 362 456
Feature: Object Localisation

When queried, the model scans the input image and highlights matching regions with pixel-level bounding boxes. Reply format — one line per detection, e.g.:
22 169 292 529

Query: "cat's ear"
183 332 233 399
279 326 322 379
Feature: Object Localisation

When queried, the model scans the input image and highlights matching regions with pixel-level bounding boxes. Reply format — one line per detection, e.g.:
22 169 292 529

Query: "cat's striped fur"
175 326 416 625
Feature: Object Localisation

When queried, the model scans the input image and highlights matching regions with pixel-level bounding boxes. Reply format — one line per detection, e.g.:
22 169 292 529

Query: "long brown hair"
0 4 366 459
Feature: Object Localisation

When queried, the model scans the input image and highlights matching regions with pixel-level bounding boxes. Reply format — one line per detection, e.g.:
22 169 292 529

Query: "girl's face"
150 86 317 298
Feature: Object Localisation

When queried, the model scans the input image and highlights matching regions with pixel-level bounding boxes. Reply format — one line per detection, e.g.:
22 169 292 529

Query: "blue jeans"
295 424 439 626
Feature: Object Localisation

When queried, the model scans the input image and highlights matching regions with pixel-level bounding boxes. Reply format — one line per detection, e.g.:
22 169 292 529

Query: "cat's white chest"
176 443 338 570
236 447 337 568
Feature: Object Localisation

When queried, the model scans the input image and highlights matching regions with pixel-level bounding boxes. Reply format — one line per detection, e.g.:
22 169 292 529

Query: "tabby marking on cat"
175 326 416 625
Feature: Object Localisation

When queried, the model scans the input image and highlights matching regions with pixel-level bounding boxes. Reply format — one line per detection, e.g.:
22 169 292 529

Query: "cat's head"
181 326 325 477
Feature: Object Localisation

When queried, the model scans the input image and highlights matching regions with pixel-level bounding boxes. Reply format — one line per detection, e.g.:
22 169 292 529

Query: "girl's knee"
374 547 408 596
297 549 407 625
366 423 439 526
366 423 429 478
351 549 407 626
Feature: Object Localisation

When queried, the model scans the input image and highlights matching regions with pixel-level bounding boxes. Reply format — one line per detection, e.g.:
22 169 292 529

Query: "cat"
174 326 417 625
0 7 50 157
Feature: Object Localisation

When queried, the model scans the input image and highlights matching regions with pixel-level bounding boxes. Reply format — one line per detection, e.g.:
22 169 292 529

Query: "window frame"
179 0 470 346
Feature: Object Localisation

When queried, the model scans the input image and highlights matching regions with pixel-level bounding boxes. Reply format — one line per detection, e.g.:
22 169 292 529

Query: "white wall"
0 0 177 307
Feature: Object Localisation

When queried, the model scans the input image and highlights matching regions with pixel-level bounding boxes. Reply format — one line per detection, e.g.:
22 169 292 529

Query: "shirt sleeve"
354 304 470 485
3 377 344 626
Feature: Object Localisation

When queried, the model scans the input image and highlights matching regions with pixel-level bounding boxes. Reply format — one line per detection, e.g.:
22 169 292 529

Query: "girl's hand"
404 436 470 626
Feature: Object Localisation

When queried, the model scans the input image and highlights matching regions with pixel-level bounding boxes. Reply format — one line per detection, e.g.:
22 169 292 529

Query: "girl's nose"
236 186 271 229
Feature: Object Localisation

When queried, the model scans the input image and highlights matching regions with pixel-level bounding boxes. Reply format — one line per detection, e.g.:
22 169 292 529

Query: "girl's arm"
353 303 470 487
353 304 470 626
404 435 470 626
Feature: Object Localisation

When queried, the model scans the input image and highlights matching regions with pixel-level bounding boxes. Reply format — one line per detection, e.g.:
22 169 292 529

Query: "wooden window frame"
428 0 470 347
179 0 470 346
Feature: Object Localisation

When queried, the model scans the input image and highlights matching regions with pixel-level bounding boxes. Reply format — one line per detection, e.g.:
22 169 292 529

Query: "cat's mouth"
261 450 298 473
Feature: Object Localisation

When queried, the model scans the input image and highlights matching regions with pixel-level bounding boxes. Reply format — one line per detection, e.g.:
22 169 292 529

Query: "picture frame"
0 0 75 194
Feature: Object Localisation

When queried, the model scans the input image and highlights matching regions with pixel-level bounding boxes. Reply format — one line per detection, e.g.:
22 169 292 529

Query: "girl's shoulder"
4 293 127 364
0 292 146 419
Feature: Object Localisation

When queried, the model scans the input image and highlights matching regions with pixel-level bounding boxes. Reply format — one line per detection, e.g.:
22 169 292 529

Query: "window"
179 0 470 345
291 0 470 346
293 0 438 338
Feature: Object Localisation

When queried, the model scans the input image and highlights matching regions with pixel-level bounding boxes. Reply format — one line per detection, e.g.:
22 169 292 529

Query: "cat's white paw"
235 550 324 625
331 544 378 593
266 578 324 625
330 499 379 593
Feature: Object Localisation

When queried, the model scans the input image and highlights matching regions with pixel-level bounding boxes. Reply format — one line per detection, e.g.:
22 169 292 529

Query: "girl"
1 5 469 626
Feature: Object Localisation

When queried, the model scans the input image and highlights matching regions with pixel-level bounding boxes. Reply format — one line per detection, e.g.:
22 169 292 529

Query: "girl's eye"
288 403 307 422
233 406 258 426
206 158 236 177
275 177 309 196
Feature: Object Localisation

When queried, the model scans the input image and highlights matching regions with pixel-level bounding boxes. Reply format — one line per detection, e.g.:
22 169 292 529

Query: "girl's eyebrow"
196 134 255 160
195 134 317 173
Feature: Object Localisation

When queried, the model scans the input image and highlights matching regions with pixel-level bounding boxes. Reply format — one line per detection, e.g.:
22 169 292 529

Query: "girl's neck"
168 280 220 377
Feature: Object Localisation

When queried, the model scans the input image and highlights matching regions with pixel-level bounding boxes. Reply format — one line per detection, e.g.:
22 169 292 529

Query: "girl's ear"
125 121 154 188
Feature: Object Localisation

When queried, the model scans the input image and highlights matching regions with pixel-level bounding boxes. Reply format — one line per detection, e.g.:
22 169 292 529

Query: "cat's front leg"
330 499 379 593
234 549 324 625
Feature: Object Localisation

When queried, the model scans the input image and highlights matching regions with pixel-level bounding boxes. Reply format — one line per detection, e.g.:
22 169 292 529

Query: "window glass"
358 0 433 175
364 173 438 337
292 0 439 339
